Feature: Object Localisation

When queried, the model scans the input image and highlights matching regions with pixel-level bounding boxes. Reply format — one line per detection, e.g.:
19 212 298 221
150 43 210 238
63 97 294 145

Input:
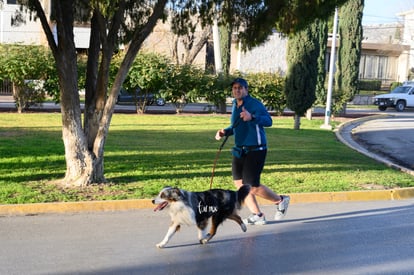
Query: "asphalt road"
338 113 414 174
351 114 414 171
1 200 414 275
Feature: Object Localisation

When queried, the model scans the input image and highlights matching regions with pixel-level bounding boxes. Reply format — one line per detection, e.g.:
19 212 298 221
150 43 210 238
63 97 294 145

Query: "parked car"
116 87 165 106
373 84 414 112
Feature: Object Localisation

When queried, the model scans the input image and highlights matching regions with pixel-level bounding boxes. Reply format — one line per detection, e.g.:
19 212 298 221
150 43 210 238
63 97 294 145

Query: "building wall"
232 33 288 75
399 10 414 70
141 21 207 68
0 2 44 44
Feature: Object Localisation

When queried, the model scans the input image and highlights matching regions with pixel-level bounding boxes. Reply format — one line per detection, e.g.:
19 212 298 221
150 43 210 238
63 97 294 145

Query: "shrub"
358 79 381 91
390 82 402 91
0 44 54 112
245 73 286 115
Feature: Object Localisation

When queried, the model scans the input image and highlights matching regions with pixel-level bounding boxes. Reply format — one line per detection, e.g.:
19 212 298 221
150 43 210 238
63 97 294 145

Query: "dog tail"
237 185 251 208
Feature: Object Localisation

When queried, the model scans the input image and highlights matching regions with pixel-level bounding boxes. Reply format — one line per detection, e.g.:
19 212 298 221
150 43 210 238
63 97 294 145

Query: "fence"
350 95 375 105
0 80 12 95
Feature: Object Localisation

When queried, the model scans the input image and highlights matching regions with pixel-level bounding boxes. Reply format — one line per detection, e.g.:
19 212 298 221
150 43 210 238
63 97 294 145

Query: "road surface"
1 200 414 275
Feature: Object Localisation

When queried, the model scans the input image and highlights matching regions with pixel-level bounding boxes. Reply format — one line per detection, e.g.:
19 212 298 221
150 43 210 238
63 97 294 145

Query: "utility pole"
0 3 4 43
212 16 222 74
321 7 338 130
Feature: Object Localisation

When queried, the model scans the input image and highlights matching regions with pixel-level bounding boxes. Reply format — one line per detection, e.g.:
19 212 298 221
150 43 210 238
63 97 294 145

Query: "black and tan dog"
152 185 250 248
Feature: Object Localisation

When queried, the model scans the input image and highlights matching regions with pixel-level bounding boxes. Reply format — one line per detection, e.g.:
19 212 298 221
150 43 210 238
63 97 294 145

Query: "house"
359 23 410 87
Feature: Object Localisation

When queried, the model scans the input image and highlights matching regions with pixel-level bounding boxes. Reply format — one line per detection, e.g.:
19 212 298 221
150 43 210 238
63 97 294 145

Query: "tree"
169 11 212 65
315 19 329 106
334 0 364 113
213 21 232 113
284 20 321 130
12 0 349 187
19 0 169 186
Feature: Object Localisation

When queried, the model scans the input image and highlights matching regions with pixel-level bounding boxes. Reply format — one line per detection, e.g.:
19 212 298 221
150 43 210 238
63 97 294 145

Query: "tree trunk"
217 100 227 114
55 40 96 186
12 83 23 113
184 27 211 65
294 114 301 130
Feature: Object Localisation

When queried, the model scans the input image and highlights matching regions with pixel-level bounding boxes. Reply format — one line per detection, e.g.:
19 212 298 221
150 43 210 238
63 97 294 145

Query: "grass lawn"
0 113 413 204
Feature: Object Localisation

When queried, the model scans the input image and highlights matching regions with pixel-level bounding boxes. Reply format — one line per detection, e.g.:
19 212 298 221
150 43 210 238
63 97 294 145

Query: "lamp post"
321 7 339 130
0 4 4 43
212 15 222 74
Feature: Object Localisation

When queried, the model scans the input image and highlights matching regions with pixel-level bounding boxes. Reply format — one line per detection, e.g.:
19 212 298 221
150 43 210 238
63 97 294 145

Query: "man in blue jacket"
215 78 290 225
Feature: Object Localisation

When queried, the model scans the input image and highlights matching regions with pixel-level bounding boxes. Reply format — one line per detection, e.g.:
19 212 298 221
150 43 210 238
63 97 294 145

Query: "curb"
0 199 153 216
1 187 414 216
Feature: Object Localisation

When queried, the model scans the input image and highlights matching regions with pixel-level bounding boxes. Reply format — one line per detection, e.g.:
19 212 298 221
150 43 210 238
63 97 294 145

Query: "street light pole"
0 5 4 43
321 7 339 130
212 16 222 74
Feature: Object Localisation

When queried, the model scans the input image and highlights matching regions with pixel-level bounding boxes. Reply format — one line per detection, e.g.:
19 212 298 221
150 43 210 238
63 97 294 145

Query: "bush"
358 79 381 91
244 73 286 115
202 73 233 113
0 44 55 112
19 80 46 108
390 82 402 91
112 53 287 114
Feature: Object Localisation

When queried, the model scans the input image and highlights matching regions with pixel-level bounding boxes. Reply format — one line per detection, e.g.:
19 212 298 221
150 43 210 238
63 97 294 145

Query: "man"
215 77 290 225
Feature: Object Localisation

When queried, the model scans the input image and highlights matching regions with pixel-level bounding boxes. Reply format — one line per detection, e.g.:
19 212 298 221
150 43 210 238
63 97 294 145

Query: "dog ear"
170 188 183 201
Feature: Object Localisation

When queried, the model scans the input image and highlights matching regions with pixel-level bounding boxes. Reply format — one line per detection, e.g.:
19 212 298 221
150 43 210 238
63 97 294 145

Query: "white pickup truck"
373 84 414 112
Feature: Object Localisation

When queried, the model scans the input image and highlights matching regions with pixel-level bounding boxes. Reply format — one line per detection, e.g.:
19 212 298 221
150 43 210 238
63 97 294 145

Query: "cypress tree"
219 23 232 75
315 19 329 106
285 20 321 130
335 0 364 112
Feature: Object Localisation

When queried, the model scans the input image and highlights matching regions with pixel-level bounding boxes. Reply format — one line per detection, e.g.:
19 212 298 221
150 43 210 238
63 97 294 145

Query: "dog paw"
156 242 166 248
241 223 247 232
199 233 211 244
200 238 209 244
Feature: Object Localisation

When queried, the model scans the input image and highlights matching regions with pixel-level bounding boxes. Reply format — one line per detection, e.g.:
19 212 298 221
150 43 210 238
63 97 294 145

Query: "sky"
363 0 414 25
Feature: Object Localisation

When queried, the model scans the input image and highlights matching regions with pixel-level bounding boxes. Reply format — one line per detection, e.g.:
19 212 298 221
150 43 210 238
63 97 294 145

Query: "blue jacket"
224 95 272 147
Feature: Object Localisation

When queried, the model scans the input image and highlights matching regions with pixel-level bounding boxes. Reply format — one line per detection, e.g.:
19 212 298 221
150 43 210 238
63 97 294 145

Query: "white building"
398 10 414 70
0 0 48 44
0 0 89 48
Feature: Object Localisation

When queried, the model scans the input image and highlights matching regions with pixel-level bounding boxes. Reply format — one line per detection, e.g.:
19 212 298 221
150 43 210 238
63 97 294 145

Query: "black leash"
209 117 240 189
210 135 230 190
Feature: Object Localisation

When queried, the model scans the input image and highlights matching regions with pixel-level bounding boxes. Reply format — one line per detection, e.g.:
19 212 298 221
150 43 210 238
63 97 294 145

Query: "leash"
209 117 240 189
209 135 229 190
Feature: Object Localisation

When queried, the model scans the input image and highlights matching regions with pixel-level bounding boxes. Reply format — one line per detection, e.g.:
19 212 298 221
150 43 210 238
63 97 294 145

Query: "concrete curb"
1 187 414 216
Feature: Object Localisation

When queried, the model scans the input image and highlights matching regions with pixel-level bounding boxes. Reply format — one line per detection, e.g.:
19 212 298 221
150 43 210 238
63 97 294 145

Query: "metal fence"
0 80 12 95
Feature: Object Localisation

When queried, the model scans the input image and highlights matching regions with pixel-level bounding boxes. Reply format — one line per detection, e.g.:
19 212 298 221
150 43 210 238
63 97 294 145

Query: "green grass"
0 113 413 204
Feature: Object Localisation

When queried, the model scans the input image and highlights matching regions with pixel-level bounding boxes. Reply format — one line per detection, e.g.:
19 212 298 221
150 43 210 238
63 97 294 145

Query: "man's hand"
240 107 252 121
215 129 225 140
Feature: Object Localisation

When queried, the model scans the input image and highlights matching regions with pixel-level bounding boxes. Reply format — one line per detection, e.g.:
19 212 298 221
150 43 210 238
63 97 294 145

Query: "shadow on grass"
0 123 409 187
